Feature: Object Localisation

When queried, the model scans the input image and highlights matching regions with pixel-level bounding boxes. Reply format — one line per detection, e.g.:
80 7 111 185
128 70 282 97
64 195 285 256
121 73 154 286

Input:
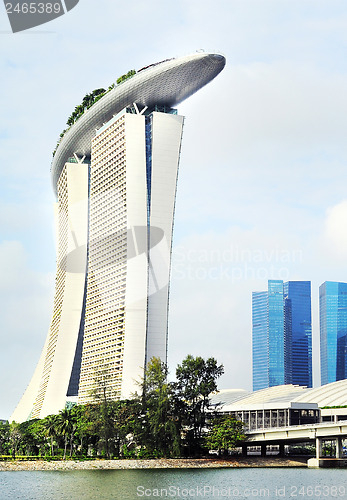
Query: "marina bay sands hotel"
12 52 225 421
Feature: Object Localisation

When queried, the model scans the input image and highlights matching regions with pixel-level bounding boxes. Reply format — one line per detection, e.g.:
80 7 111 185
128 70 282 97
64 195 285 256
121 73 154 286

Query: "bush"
0 455 42 461
121 444 136 459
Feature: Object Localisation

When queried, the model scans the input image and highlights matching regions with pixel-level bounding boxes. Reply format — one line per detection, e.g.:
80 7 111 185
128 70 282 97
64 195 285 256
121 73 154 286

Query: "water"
0 468 346 500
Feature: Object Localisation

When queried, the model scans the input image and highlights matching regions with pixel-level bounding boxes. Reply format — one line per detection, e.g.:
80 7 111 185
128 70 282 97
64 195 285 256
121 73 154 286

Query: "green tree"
29 419 47 456
112 399 142 457
116 70 136 85
58 409 76 459
137 357 181 457
205 416 246 456
17 419 45 456
43 414 60 456
0 421 10 455
89 368 118 458
174 355 224 455
9 422 22 459
71 405 93 457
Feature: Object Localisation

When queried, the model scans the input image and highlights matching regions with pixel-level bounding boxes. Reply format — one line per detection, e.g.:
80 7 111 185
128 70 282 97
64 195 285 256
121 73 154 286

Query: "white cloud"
324 200 347 258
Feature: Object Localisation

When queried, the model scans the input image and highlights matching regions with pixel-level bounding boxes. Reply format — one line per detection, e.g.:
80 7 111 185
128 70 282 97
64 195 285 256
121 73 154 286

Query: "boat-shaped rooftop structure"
51 52 226 195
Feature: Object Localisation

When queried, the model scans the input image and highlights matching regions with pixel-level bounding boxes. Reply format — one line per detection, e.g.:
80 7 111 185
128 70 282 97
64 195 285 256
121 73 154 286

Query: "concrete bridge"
244 420 347 467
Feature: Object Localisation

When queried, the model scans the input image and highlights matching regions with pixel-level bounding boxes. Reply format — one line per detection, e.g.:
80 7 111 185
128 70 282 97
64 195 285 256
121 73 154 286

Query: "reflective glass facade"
284 281 312 388
320 281 347 385
252 280 312 391
268 280 285 387
252 291 268 391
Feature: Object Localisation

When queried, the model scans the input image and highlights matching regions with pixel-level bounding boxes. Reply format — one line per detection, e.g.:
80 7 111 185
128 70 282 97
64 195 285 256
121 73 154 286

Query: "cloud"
324 200 347 258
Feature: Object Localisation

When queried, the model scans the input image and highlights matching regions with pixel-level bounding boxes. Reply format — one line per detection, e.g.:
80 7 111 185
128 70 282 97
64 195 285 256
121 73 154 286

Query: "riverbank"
0 457 308 471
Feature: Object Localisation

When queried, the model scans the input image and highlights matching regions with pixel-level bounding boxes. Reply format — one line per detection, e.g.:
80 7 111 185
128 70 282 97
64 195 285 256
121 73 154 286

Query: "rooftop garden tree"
53 69 136 157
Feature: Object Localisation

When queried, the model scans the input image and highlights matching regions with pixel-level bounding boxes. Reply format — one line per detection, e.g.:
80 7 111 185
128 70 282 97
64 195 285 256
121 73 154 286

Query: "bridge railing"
246 419 347 434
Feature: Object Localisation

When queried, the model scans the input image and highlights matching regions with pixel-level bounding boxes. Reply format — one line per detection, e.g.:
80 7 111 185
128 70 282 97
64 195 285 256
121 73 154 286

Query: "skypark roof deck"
51 52 226 196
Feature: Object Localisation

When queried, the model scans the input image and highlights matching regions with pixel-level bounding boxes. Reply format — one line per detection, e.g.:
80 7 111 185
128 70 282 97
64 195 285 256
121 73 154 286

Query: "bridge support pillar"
261 444 267 457
315 437 322 459
242 444 248 457
336 437 343 459
278 443 285 457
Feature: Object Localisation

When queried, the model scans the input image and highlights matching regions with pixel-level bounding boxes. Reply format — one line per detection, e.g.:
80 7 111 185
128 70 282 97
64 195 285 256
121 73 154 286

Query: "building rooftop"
294 379 347 407
211 380 347 412
209 388 250 407
51 52 226 196
211 385 314 411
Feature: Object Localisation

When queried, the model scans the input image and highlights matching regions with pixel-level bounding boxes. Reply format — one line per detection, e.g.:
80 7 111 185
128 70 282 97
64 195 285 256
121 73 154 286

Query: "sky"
1 0 347 420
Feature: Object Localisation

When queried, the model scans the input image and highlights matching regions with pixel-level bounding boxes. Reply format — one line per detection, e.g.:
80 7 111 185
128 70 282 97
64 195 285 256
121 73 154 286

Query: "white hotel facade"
12 52 225 421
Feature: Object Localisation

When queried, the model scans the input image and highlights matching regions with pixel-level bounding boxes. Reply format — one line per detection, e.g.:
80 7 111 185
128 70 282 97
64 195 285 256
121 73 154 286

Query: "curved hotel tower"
12 52 225 421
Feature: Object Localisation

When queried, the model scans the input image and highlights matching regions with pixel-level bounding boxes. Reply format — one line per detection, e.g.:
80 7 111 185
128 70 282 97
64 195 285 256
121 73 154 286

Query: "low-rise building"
210 386 319 430
210 380 347 430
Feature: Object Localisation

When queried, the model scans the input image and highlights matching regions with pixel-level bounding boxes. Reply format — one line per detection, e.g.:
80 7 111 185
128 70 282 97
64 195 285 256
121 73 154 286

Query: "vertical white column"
146 112 184 364
12 162 89 420
40 163 89 417
121 113 148 398
316 437 322 459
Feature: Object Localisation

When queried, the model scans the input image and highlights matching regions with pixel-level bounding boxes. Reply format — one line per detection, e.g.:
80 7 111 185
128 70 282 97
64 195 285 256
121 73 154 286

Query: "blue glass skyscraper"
320 281 347 385
252 290 270 391
268 281 285 387
284 281 312 388
252 280 312 391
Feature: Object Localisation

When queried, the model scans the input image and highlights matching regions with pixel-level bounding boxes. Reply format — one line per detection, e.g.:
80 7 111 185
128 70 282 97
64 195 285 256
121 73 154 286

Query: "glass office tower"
284 281 312 388
320 281 347 385
252 291 269 391
252 280 312 391
268 280 285 387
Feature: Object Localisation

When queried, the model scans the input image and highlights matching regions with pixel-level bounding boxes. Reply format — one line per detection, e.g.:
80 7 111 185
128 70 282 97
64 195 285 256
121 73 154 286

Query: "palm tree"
43 414 59 456
58 409 76 459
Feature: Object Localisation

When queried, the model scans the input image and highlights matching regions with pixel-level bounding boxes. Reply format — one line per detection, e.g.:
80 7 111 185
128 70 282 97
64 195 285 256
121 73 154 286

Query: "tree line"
1 355 246 460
